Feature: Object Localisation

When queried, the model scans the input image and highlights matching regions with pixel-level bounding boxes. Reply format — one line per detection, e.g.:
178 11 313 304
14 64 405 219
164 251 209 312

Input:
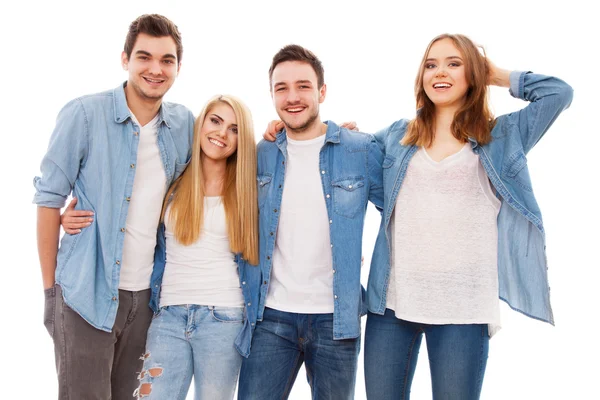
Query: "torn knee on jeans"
148 367 163 377
134 383 152 398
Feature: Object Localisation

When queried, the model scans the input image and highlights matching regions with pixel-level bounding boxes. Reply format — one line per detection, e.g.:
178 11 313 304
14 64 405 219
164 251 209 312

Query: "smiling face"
199 102 239 163
271 60 326 136
121 33 180 104
422 38 469 111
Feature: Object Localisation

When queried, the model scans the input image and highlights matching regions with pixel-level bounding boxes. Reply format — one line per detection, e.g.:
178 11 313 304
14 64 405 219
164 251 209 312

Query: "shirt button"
329 219 332 224
155 284 159 288
273 209 278 213
247 302 251 306
333 269 336 273
348 185 353 189
242 281 246 285
326 194 330 198
126 196 131 202
116 260 120 265
330 244 333 248
321 170 325 174
130 164 135 168
120 228 125 232
334 295 338 299
263 281 267 285
270 232 273 236
251 323 255 326
133 131 139 136
267 256 271 260
112 296 117 301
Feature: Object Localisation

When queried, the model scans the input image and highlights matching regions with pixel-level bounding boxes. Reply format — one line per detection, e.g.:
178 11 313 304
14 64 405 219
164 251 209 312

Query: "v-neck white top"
386 143 502 335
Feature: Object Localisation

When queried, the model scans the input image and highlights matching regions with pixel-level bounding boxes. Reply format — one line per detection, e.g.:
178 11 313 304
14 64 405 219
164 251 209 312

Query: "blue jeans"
238 307 360 399
364 309 489 400
135 305 244 400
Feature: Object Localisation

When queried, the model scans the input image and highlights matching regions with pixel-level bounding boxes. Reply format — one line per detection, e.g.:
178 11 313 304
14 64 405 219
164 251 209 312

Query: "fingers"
65 197 78 210
263 119 284 142
340 121 359 131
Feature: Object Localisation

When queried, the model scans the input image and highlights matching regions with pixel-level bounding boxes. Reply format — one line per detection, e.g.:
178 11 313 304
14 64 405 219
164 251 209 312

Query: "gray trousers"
44 284 153 400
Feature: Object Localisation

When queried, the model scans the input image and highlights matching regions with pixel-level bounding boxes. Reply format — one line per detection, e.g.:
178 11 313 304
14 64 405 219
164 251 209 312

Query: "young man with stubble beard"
237 44 384 400
34 14 194 400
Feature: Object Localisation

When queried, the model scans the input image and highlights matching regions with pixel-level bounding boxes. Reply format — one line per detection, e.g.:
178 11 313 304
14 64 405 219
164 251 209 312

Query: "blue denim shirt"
149 222 262 358
33 82 195 332
366 71 574 325
255 120 384 340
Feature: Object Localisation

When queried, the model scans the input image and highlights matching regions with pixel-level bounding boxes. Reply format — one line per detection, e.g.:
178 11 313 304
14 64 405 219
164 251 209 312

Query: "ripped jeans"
134 304 244 400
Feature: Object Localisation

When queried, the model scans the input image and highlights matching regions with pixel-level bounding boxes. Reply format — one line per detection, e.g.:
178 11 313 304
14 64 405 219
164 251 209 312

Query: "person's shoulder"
257 138 278 153
162 101 194 120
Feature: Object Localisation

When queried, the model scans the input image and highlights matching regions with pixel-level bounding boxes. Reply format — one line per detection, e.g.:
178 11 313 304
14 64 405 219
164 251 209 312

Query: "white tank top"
386 143 502 335
159 197 244 307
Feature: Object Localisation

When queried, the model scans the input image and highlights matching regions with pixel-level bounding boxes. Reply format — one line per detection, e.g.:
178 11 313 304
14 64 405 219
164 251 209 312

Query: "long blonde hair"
402 33 495 147
162 95 258 265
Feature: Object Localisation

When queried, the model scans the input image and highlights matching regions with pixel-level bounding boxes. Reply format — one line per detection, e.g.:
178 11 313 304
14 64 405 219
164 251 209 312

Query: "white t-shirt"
386 144 502 335
160 197 244 307
119 113 167 290
266 134 334 314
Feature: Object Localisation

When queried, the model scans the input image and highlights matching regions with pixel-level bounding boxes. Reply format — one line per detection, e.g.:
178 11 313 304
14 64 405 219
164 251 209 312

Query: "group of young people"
35 13 573 400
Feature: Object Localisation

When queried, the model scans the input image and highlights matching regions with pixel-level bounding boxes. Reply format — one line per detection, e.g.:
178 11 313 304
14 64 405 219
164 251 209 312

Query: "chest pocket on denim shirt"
502 151 532 192
332 177 365 218
257 174 272 211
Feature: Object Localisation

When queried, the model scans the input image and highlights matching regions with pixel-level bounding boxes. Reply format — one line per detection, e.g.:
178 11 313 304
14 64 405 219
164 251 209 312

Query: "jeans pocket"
43 285 56 338
210 306 244 323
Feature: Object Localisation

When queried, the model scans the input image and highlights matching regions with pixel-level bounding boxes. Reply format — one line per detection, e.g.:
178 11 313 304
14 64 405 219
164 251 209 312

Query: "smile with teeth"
433 83 452 89
286 106 305 114
143 77 165 84
209 138 226 148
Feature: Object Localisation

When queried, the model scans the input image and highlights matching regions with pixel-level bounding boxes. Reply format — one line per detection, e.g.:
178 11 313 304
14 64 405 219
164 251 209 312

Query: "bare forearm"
37 207 60 289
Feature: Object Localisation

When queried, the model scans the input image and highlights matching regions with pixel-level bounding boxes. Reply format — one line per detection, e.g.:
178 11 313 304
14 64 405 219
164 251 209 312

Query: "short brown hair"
268 44 324 88
124 14 183 62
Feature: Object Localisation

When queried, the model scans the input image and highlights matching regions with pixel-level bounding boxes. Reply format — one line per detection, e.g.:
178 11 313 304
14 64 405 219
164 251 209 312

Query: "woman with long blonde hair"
363 34 573 399
131 94 259 400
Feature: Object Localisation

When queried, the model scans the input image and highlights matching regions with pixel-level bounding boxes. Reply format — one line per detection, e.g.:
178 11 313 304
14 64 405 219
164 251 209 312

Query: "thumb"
66 197 78 210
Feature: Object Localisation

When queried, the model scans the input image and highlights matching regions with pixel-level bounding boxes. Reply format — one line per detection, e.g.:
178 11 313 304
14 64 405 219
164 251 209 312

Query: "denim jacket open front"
366 71 574 325
254 120 384 340
33 82 195 331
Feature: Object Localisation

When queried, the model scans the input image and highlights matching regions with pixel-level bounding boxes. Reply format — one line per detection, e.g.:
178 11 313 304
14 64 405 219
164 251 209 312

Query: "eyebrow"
274 79 313 87
425 56 463 62
210 113 237 126
134 50 177 60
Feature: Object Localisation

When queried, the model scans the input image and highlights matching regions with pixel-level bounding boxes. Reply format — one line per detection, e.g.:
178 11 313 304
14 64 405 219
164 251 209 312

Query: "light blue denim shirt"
33 82 195 332
150 222 261 358
255 120 384 340
366 71 574 325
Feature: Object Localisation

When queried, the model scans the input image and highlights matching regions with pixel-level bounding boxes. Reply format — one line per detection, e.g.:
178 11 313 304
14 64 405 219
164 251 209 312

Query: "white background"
2 0 597 399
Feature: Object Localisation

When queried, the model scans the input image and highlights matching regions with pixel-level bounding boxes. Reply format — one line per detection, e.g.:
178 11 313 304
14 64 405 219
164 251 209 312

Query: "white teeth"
434 83 451 88
209 138 225 147
287 108 303 112
144 77 163 83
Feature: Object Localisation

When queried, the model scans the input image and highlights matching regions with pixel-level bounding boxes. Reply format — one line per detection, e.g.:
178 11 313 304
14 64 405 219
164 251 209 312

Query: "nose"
148 59 162 75
435 65 447 78
216 127 227 138
287 88 301 103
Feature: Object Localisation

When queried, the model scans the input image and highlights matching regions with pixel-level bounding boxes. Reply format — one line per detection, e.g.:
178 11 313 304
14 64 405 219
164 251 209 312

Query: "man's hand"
61 197 94 234
340 121 359 131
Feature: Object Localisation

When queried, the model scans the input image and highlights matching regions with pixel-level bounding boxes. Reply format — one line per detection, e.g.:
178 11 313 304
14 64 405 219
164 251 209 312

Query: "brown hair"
269 44 324 88
163 95 258 265
402 33 495 147
124 14 183 63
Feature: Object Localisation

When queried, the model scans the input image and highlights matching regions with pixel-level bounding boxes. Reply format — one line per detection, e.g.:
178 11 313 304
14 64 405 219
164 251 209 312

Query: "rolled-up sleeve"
33 98 89 208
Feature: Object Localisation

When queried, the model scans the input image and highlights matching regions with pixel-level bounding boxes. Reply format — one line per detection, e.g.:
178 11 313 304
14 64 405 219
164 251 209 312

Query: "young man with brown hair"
34 14 194 399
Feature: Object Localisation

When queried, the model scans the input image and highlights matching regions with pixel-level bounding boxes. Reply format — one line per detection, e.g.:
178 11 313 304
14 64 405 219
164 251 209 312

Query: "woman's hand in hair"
487 59 511 88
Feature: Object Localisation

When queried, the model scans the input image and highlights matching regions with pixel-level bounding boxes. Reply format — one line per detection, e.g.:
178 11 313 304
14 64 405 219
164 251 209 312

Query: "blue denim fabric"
238 308 361 400
254 120 384 340
364 309 489 400
150 223 261 358
366 72 574 325
33 82 195 332
137 305 244 400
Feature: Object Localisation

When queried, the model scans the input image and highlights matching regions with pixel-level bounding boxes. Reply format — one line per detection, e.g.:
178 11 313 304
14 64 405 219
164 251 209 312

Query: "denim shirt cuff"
509 70 528 99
